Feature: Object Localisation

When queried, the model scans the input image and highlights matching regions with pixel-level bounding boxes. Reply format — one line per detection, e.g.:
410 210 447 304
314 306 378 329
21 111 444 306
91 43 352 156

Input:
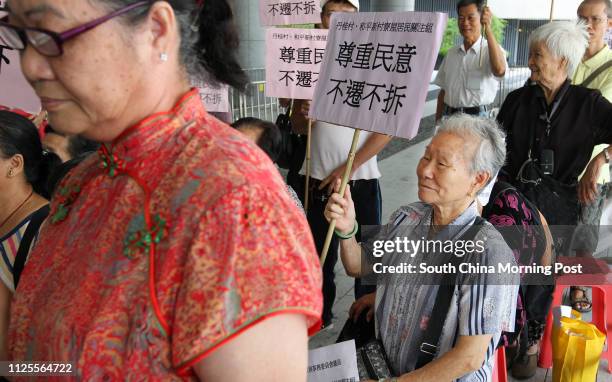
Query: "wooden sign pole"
320 129 361 266
305 119 312 213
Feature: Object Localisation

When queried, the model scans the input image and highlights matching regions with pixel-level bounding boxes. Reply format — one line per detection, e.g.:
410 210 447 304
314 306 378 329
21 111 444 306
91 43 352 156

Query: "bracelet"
335 220 358 239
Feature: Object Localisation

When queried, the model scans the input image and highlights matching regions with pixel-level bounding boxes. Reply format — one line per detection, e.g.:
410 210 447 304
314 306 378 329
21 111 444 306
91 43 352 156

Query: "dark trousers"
291 175 382 324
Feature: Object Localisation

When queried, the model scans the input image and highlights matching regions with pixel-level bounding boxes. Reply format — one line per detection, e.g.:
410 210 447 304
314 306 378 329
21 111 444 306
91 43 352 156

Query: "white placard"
307 340 360 382
265 28 328 100
309 12 447 140
194 82 230 113
259 0 321 27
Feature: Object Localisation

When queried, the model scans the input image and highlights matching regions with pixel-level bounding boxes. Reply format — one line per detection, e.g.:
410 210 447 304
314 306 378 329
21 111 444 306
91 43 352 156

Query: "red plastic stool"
538 257 612 372
492 346 507 382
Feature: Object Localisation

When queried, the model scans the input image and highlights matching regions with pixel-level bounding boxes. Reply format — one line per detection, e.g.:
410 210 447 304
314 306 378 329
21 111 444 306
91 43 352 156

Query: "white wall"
488 0 582 20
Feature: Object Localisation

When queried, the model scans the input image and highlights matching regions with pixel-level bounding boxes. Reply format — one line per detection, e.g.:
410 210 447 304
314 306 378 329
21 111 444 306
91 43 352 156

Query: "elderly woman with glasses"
325 115 519 382
1 0 322 379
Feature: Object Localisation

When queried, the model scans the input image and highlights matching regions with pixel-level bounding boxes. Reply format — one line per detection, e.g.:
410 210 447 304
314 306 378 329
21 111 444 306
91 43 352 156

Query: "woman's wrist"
335 220 358 239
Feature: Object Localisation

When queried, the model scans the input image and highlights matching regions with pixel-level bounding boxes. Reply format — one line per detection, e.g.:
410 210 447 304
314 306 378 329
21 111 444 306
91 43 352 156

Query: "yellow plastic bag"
552 316 605 382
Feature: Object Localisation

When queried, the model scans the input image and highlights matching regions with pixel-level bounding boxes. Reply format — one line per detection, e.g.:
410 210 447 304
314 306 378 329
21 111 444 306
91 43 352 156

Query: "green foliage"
440 18 459 56
439 16 508 57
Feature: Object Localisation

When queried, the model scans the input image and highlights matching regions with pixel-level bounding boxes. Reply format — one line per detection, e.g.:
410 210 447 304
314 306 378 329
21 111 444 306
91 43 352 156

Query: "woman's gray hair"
528 21 589 78
437 114 506 189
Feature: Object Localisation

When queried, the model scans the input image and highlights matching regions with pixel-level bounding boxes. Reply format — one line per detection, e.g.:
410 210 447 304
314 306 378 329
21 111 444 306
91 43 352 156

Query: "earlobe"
8 155 24 177
147 2 177 58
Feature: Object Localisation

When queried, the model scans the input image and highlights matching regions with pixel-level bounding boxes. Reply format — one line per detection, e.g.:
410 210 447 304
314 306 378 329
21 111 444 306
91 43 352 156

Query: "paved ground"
306 94 612 381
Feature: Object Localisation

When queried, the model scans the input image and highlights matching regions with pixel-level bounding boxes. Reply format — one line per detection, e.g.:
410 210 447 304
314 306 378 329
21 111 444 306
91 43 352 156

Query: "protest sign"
265 28 328 100
0 4 41 113
309 11 447 140
259 0 321 27
307 340 360 382
194 81 230 113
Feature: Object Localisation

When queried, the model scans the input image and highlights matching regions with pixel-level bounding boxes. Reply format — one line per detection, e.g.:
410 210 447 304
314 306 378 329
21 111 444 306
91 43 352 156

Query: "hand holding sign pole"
319 129 360 266
479 0 487 68
311 11 447 261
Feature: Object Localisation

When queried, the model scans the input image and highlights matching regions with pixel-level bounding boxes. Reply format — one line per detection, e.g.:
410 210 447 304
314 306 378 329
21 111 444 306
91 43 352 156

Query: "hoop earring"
7 169 13 177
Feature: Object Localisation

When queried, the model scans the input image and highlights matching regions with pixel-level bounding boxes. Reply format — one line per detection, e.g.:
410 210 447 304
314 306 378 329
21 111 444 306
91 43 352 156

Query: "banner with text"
265 28 328 100
194 81 230 113
260 0 321 26
310 12 447 140
0 4 41 113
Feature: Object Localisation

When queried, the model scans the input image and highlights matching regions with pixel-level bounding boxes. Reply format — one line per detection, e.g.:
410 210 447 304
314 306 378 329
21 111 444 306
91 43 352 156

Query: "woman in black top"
497 21 612 227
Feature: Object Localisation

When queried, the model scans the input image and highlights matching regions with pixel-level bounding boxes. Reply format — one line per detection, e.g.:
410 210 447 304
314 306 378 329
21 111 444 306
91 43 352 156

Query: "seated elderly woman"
325 115 519 381
497 21 612 229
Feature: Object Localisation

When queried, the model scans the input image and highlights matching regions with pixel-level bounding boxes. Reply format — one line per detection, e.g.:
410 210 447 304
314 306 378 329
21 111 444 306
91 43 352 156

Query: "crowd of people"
0 0 610 380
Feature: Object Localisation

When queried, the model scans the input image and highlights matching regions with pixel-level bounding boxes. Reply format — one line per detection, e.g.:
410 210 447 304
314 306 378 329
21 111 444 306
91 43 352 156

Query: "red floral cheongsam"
9 90 322 380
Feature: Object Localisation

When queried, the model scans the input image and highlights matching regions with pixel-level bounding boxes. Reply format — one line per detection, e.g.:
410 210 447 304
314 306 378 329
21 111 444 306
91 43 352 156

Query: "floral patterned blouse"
9 90 322 380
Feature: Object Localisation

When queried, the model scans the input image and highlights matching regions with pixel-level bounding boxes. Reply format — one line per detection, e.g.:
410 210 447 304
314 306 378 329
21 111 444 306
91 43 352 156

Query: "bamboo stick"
320 129 361 266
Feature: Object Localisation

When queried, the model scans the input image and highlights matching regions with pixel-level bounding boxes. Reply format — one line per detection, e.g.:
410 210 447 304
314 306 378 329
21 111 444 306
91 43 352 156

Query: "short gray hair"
528 21 589 78
437 114 506 188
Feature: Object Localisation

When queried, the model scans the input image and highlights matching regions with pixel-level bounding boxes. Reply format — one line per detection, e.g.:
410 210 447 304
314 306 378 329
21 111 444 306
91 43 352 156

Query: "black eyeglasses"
0 1 148 57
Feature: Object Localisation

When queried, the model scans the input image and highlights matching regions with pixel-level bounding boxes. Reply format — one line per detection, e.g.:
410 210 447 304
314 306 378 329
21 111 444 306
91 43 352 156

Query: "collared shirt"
9 90 323 379
572 45 612 184
299 120 381 180
498 81 612 185
434 37 507 108
364 202 518 381
573 45 612 100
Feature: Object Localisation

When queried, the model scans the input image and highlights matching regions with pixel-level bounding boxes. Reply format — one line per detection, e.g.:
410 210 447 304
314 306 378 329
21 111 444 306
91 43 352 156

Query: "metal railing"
230 68 282 122
494 66 531 109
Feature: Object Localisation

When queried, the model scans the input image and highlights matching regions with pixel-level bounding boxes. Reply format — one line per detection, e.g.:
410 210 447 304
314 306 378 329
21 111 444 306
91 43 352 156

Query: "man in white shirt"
434 0 507 122
291 0 392 329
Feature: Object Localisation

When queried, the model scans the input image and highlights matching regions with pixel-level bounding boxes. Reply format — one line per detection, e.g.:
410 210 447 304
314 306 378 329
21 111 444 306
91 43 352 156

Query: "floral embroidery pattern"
10 90 322 380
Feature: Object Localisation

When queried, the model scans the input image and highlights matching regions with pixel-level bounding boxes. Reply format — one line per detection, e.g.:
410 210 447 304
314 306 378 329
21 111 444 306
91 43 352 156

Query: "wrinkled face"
321 2 356 30
416 132 480 207
458 4 482 43
6 0 153 142
528 41 566 86
578 1 611 47
42 132 71 162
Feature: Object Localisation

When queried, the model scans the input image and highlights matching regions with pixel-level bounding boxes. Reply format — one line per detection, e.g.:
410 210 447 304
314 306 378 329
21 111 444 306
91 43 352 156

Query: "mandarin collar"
101 89 204 166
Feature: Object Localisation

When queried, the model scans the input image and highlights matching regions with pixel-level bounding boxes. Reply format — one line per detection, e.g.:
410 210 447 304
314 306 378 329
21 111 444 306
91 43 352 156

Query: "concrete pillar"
370 0 415 12
232 0 266 70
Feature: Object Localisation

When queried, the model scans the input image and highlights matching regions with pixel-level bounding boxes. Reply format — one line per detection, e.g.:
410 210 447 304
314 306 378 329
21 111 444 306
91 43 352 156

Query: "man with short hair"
291 0 392 330
434 0 507 122
570 0 612 313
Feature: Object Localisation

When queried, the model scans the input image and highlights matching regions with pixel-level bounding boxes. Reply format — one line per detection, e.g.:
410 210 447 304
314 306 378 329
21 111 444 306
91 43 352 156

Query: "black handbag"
515 158 579 226
275 106 306 173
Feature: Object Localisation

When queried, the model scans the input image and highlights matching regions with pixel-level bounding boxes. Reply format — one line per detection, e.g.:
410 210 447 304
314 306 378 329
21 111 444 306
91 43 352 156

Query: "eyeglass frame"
578 15 609 25
0 0 149 57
